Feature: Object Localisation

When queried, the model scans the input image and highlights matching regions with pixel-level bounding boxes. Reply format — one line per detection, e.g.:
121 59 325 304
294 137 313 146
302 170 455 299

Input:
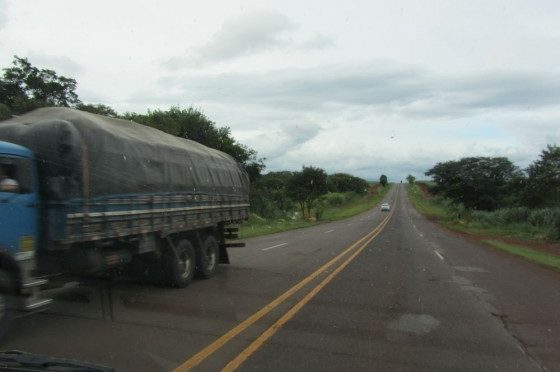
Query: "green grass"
238 214 314 239
239 185 392 239
447 221 552 242
406 183 449 219
482 240 560 272
321 185 391 221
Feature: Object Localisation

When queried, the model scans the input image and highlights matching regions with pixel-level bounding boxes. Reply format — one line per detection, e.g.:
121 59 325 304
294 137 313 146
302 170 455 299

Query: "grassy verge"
238 214 314 239
449 222 552 242
239 185 391 239
406 182 449 220
407 183 560 271
321 184 391 221
482 240 560 272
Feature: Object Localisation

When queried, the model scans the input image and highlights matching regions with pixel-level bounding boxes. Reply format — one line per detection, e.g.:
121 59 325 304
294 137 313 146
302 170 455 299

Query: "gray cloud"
300 34 335 50
157 65 560 119
163 10 294 69
448 73 560 110
259 122 323 159
159 65 432 110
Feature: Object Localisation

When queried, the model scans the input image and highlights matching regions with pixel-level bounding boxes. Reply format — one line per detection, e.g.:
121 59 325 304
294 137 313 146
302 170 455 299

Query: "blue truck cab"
0 140 50 334
0 141 39 261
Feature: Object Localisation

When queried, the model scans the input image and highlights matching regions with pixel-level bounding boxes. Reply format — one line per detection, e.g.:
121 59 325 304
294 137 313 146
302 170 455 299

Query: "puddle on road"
387 313 440 335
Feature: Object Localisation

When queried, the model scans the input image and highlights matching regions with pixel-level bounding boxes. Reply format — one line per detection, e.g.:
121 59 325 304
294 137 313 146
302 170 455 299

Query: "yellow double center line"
174 187 399 372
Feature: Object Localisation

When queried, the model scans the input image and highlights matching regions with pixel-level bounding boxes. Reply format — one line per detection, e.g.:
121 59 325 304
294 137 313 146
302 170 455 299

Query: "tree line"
418 147 560 220
252 168 374 219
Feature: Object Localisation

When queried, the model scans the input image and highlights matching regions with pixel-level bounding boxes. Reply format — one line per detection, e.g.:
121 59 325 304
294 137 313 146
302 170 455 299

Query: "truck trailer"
0 107 250 333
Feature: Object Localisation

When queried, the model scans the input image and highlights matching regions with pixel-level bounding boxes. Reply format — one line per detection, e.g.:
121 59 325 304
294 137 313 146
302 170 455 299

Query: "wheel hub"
178 252 192 279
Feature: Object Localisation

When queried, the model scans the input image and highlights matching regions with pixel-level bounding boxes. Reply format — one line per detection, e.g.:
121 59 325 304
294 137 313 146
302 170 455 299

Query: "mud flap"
219 244 230 264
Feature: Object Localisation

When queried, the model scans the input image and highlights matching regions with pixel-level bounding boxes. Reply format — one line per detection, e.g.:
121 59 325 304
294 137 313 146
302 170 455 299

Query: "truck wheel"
196 235 219 279
162 239 195 288
0 270 15 339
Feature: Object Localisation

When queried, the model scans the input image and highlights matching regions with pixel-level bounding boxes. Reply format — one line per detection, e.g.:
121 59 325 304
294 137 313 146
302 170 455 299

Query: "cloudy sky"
1 0 559 180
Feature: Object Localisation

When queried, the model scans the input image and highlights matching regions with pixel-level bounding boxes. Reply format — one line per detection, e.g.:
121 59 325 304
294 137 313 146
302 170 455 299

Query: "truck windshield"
0 156 33 194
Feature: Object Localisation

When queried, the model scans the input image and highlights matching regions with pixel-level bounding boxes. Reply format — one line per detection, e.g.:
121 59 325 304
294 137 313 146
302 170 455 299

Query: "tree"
327 173 369 194
75 103 118 117
426 157 520 221
406 174 416 185
379 174 388 187
523 145 560 207
250 171 295 217
0 56 80 115
287 166 328 218
123 106 265 181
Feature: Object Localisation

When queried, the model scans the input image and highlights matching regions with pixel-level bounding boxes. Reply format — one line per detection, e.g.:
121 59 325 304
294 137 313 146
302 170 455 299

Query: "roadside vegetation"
408 183 559 241
240 182 390 239
407 147 560 269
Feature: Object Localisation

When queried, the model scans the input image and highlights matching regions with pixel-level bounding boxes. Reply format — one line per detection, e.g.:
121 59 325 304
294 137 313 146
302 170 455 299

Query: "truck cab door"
0 156 38 260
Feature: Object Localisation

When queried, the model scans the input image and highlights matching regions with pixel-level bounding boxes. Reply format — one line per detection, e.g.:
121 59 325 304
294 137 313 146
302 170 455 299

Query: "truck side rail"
51 193 249 245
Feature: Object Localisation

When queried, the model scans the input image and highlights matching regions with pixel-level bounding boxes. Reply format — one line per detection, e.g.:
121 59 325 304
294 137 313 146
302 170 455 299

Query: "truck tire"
196 235 219 279
0 270 15 339
162 239 195 288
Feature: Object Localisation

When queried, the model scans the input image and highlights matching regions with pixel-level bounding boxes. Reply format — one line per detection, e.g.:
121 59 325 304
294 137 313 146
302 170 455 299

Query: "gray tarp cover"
0 107 249 200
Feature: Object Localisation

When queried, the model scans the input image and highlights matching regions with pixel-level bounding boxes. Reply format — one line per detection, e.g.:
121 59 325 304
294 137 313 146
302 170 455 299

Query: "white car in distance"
381 203 390 212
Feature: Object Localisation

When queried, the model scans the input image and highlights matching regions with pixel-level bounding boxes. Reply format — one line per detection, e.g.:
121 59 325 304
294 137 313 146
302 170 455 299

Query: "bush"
546 227 560 240
321 193 346 207
494 207 531 224
250 193 292 219
472 210 494 224
320 192 357 207
528 208 560 227
473 207 535 225
471 207 560 240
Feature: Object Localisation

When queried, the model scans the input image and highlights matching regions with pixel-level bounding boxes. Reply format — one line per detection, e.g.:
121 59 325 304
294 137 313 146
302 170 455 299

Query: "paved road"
2 185 559 371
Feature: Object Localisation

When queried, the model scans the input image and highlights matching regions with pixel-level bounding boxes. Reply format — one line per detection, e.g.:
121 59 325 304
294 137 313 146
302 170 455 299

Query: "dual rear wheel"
160 234 219 288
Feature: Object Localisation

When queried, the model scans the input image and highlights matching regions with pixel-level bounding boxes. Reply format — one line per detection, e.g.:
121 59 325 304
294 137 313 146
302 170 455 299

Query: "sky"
0 0 559 181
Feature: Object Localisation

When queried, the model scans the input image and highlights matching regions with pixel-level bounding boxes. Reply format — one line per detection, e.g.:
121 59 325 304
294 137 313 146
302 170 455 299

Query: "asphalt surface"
2 184 559 371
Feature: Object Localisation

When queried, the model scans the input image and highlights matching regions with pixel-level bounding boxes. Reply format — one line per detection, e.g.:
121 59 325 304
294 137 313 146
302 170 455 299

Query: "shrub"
472 210 494 224
494 207 531 224
528 208 560 227
321 192 357 207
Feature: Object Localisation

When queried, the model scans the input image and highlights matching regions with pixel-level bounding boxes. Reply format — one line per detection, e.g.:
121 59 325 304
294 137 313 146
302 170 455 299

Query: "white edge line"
324 229 335 234
434 251 444 260
262 242 288 251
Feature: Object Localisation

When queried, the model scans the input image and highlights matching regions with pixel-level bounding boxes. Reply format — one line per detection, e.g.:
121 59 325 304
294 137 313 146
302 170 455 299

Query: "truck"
0 107 250 333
